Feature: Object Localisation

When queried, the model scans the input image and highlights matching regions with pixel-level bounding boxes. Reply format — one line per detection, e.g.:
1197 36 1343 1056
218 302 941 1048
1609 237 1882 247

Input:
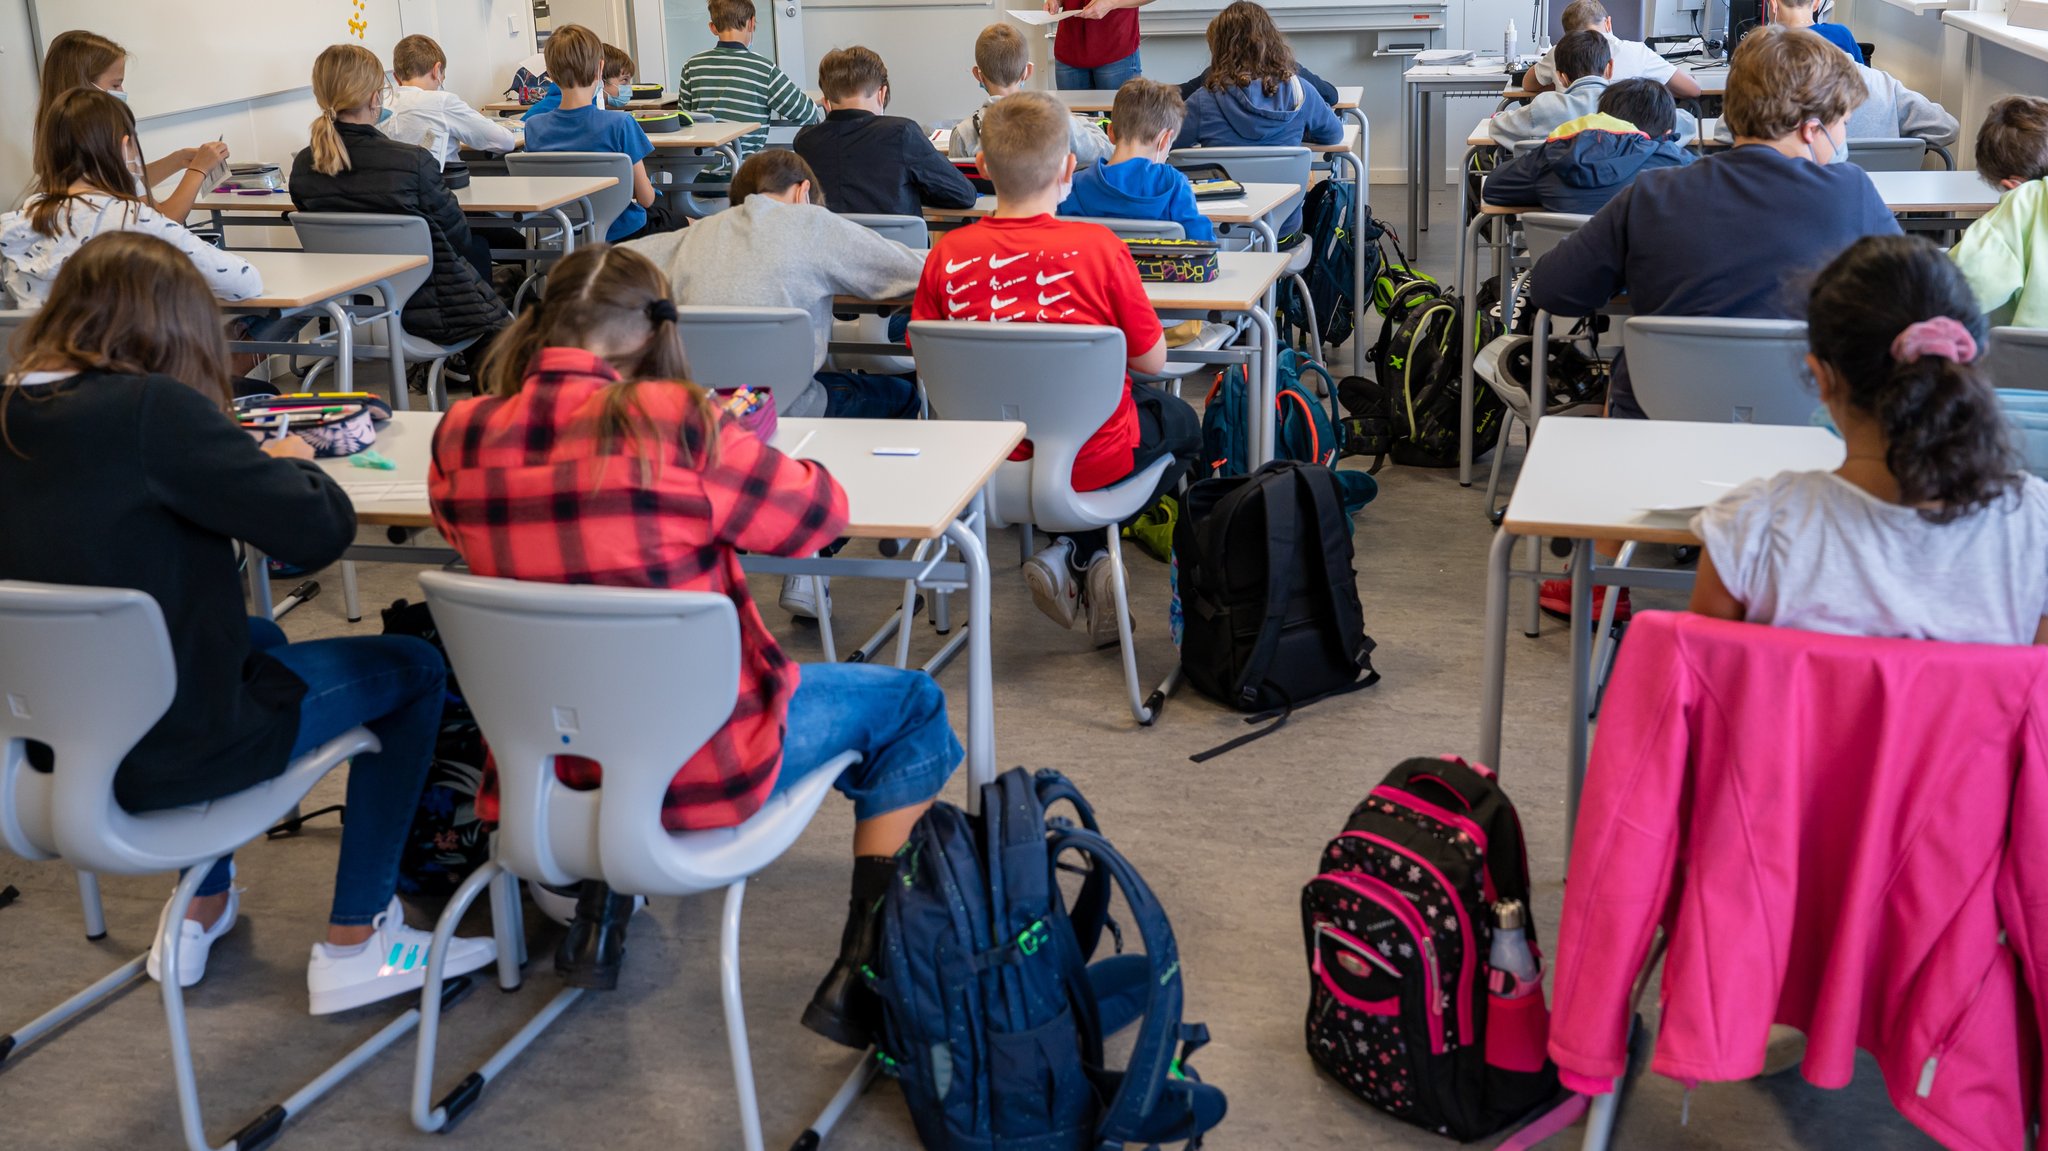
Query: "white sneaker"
146 870 240 989
306 897 496 1016
1082 549 1129 649
527 881 647 927
1024 539 1080 629
780 574 829 620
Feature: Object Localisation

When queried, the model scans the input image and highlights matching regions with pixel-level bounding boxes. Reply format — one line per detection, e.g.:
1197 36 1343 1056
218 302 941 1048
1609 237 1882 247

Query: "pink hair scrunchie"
1890 317 1978 365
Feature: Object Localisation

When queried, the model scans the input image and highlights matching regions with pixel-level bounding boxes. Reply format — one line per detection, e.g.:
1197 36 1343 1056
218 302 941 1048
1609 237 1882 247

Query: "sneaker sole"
1024 562 1078 630
1085 561 1124 649
308 944 495 1016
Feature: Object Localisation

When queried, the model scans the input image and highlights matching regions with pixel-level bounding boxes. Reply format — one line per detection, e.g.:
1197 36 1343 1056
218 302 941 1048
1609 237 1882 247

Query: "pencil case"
1125 238 1221 283
234 392 392 457
632 110 689 134
630 83 665 101
716 386 777 443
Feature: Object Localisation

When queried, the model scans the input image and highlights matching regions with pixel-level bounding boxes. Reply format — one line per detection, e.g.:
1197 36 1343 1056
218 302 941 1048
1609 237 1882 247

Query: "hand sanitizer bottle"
1504 18 1519 65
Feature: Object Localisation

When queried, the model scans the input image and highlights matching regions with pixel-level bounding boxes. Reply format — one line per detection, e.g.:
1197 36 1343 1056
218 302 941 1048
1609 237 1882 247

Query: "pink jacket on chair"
1548 611 2048 1151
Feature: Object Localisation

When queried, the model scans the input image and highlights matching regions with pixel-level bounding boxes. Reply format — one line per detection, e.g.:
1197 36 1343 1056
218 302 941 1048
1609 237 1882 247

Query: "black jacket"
1483 115 1694 215
289 122 507 346
794 109 977 217
0 372 357 812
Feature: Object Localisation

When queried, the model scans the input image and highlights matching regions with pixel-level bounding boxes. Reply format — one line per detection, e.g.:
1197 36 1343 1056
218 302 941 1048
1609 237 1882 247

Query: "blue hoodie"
1058 156 1216 241
1483 113 1694 215
1176 76 1343 234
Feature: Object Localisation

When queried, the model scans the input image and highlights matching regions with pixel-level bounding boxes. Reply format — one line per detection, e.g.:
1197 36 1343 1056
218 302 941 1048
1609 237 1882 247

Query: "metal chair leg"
341 561 362 624
1484 415 1516 522
1 885 146 1066
1588 542 1637 712
720 879 766 1151
1104 532 1154 726
78 871 107 941
815 577 837 664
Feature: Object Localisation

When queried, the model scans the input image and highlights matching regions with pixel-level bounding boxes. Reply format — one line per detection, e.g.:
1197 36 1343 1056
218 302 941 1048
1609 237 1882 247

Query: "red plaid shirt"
428 347 849 830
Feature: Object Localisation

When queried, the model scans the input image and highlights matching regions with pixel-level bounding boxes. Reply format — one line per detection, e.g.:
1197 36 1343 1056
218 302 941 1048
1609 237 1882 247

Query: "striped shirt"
677 41 822 162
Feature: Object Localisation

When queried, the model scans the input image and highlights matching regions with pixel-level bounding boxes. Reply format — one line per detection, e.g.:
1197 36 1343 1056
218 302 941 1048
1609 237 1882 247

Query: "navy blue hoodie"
1176 76 1343 234
1483 113 1694 215
1058 156 1216 241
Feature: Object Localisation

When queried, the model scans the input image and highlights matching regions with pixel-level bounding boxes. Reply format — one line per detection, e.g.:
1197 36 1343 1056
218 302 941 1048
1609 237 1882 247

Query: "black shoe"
801 897 883 1048
555 882 635 990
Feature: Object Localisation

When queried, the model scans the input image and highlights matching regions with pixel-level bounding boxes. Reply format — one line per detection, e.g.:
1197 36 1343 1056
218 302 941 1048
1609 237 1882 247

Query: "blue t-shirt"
521 103 655 240
1810 22 1865 64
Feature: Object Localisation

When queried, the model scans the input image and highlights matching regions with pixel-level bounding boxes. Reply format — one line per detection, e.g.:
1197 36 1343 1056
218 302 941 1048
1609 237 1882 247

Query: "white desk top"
931 182 1301 225
1143 251 1293 311
1943 9 2048 65
1868 170 2002 215
196 175 621 216
1503 418 1845 544
1405 63 1513 83
1309 123 1362 155
1467 118 1709 147
318 411 1026 540
1499 65 1728 101
648 121 760 148
232 251 429 310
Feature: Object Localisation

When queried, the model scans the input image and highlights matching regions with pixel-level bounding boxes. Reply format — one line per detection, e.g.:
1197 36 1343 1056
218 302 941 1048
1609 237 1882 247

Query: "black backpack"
1303 756 1562 1140
1366 277 1506 470
1174 461 1378 758
1276 181 1384 352
380 598 494 898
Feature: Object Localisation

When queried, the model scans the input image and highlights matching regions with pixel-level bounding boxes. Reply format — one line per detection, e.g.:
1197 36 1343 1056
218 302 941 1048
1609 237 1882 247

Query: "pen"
787 429 818 458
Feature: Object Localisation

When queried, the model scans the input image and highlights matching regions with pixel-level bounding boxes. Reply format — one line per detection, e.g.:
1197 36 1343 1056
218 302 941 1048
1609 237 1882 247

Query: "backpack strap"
1297 466 1374 675
1035 769 1113 958
1228 463 1307 709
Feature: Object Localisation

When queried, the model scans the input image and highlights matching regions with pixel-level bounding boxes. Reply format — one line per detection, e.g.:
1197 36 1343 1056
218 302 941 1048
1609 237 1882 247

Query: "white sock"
317 939 370 958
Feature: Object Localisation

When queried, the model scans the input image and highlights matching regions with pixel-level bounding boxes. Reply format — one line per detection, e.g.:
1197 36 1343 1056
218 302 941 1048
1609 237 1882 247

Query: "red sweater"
1054 1 1141 69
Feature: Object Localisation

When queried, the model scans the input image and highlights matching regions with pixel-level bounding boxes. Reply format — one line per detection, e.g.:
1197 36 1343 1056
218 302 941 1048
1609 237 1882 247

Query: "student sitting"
0 231 499 1008
1175 0 1343 236
290 44 509 350
917 92 1201 644
381 33 522 175
1059 78 1216 241
794 46 977 217
952 24 1112 167
428 243 961 1038
1525 25 1899 621
1709 60 1956 151
1493 30 1697 147
35 30 230 223
624 149 925 419
1483 78 1693 214
1691 235 2048 644
523 26 683 242
678 0 824 164
522 41 636 119
1952 95 2048 329
1523 0 1702 98
1768 0 1863 64
2 88 260 309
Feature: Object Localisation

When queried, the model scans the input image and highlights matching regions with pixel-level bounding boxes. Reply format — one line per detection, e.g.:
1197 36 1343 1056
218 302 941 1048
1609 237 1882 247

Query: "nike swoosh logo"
944 257 981 274
1035 270 1074 286
1038 290 1070 306
990 294 1017 310
987 253 1027 269
946 280 977 296
948 299 973 314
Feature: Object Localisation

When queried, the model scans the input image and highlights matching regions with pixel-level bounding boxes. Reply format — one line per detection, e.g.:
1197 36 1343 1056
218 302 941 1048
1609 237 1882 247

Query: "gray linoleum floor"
0 187 1939 1151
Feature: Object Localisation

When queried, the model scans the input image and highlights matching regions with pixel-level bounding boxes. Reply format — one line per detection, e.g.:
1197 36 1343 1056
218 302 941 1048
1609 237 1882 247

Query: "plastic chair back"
503 151 635 241
1165 145 1312 190
841 213 930 249
289 212 430 317
1844 138 1929 172
1986 327 2048 393
672 306 816 395
1065 217 1186 241
1522 211 1592 263
1623 316 1819 425
1998 388 2048 478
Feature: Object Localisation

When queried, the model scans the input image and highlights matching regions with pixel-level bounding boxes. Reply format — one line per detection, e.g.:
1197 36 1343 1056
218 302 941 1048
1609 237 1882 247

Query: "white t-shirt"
380 86 522 169
0 193 262 310
1529 33 1679 89
1692 469 2048 645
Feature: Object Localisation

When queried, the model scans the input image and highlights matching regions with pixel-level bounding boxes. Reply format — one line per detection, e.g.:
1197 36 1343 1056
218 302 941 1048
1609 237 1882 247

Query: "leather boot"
556 882 635 990
801 896 883 1047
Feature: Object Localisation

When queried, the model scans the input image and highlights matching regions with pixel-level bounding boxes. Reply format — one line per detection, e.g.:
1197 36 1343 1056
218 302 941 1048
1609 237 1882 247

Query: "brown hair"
1205 2 1296 97
1561 0 1609 33
979 90 1070 195
475 244 718 474
975 24 1030 89
1554 29 1613 83
391 34 445 81
819 45 888 101
709 0 756 31
1110 78 1186 145
731 149 825 207
1722 25 1865 140
1976 95 2048 186
602 44 635 83
308 44 386 176
545 24 604 88
26 88 147 239
4 232 232 456
36 30 124 146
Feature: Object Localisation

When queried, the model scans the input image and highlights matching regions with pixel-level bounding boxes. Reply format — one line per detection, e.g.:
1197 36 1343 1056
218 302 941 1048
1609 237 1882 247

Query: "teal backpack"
1200 348 1379 517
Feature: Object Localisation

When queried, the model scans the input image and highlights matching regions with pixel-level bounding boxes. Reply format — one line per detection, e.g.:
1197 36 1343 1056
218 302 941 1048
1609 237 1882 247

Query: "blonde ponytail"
308 43 386 176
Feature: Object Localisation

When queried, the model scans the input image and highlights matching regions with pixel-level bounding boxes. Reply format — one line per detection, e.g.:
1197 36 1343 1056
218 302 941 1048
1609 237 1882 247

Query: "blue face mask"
605 89 628 109
98 83 128 103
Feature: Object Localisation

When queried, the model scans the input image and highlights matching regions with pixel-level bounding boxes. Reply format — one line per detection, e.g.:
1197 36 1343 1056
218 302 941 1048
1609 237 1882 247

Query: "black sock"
851 855 897 908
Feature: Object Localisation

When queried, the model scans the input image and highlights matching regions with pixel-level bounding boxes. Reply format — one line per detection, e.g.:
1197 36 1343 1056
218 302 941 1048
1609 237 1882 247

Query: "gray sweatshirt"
623 196 926 416
949 96 1113 167
1710 63 1958 150
1490 75 1697 148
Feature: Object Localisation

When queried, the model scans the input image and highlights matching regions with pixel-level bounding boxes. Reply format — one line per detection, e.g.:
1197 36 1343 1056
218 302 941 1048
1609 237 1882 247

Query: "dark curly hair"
1806 235 2019 524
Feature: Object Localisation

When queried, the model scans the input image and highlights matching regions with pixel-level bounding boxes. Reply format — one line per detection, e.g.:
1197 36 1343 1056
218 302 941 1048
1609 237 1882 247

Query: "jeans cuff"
847 743 964 823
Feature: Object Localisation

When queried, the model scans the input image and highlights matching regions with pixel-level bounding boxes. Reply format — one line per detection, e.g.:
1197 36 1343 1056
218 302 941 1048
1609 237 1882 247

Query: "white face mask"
1805 119 1846 166
98 83 128 103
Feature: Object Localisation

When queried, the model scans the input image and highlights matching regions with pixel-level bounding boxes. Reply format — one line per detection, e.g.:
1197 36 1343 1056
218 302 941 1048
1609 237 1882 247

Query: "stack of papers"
1008 7 1083 25
1415 49 1476 64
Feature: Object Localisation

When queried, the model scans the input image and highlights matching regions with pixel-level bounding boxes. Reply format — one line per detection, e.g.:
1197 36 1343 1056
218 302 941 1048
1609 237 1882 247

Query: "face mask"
98 83 128 103
1805 120 1845 166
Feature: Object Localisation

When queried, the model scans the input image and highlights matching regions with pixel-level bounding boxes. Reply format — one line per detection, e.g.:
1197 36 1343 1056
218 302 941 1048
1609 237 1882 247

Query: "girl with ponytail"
1690 234 2048 644
427 244 961 1039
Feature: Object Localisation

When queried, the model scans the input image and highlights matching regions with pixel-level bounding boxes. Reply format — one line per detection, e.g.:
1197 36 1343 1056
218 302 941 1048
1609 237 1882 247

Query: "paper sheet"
341 480 429 503
1008 7 1082 25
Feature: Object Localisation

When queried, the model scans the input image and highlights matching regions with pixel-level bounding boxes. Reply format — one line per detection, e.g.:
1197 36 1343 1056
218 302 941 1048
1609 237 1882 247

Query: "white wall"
1840 0 2048 170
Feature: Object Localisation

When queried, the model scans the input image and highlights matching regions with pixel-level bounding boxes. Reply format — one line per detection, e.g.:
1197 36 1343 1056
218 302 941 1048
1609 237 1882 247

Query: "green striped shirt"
678 43 822 161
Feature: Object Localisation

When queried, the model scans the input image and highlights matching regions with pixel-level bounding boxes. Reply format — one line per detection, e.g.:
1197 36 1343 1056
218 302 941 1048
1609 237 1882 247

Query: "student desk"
225 250 428 401
1869 169 2002 218
194 175 621 257
1403 63 1514 242
1476 417 1844 850
1496 63 1729 102
308 411 1024 800
645 120 761 179
481 95 679 116
1049 83 1364 114
924 182 1303 251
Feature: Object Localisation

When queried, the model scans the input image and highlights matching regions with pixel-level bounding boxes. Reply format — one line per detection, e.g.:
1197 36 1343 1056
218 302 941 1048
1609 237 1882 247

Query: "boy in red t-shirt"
914 90 1199 645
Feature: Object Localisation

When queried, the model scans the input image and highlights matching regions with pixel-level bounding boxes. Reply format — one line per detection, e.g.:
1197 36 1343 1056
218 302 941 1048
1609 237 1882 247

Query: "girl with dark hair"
427 243 961 1048
1690 234 2048 644
0 232 498 1009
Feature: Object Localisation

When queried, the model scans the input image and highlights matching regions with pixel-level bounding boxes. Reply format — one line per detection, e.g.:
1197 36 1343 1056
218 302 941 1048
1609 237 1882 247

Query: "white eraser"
873 447 921 456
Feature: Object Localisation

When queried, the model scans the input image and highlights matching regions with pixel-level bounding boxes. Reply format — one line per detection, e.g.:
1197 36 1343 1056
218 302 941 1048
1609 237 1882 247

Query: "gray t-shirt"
1692 469 2048 645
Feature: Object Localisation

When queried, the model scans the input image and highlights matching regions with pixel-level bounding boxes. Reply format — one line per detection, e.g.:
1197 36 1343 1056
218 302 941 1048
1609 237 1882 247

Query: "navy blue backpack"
870 768 1226 1151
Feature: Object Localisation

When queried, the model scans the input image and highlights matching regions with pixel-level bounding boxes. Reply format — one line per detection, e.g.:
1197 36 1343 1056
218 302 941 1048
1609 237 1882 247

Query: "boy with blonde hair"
950 24 1111 166
381 34 520 172
795 46 976 216
914 91 1198 642
677 0 821 162
1525 0 1701 97
1059 78 1213 240
1951 95 2048 328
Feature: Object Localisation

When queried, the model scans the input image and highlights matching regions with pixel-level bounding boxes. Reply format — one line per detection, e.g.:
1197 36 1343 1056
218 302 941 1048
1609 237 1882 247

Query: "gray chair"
289 213 483 411
830 215 927 375
1999 388 2048 477
1066 216 1186 241
910 320 1172 725
1481 212 1595 518
1844 137 1943 172
0 581 394 1151
1622 316 1818 425
672 305 817 396
1986 326 2048 392
408 572 861 1151
840 213 930 249
503 151 635 248
1060 218 1233 390
1167 146 1318 346
0 309 31 374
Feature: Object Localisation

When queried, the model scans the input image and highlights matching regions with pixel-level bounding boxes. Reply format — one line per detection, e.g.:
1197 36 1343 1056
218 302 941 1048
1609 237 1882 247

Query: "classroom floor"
0 187 1939 1151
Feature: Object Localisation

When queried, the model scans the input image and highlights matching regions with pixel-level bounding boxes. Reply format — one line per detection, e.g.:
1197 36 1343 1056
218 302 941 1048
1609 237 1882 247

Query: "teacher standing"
1043 0 1158 89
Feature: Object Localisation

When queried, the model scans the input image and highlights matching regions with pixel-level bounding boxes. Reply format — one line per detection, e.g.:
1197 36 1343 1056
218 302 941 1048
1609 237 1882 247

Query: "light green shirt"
1951 177 2048 329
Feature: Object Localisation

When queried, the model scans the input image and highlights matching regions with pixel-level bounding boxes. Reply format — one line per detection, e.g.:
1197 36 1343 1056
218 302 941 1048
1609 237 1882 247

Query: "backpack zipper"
1369 787 1496 903
1338 831 1477 1046
1311 922 1405 1016
1309 873 1445 1054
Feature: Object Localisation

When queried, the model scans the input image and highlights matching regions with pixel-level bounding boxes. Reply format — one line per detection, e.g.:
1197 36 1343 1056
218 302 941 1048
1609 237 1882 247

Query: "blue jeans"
816 370 921 420
1055 50 1142 91
196 620 445 925
770 663 961 821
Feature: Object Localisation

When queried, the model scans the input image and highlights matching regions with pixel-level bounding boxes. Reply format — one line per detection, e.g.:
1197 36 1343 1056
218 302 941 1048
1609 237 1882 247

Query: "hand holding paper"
1009 6 1084 25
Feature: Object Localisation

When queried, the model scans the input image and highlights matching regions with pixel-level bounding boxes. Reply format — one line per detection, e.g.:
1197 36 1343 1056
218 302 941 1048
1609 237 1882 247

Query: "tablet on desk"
1177 164 1246 200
